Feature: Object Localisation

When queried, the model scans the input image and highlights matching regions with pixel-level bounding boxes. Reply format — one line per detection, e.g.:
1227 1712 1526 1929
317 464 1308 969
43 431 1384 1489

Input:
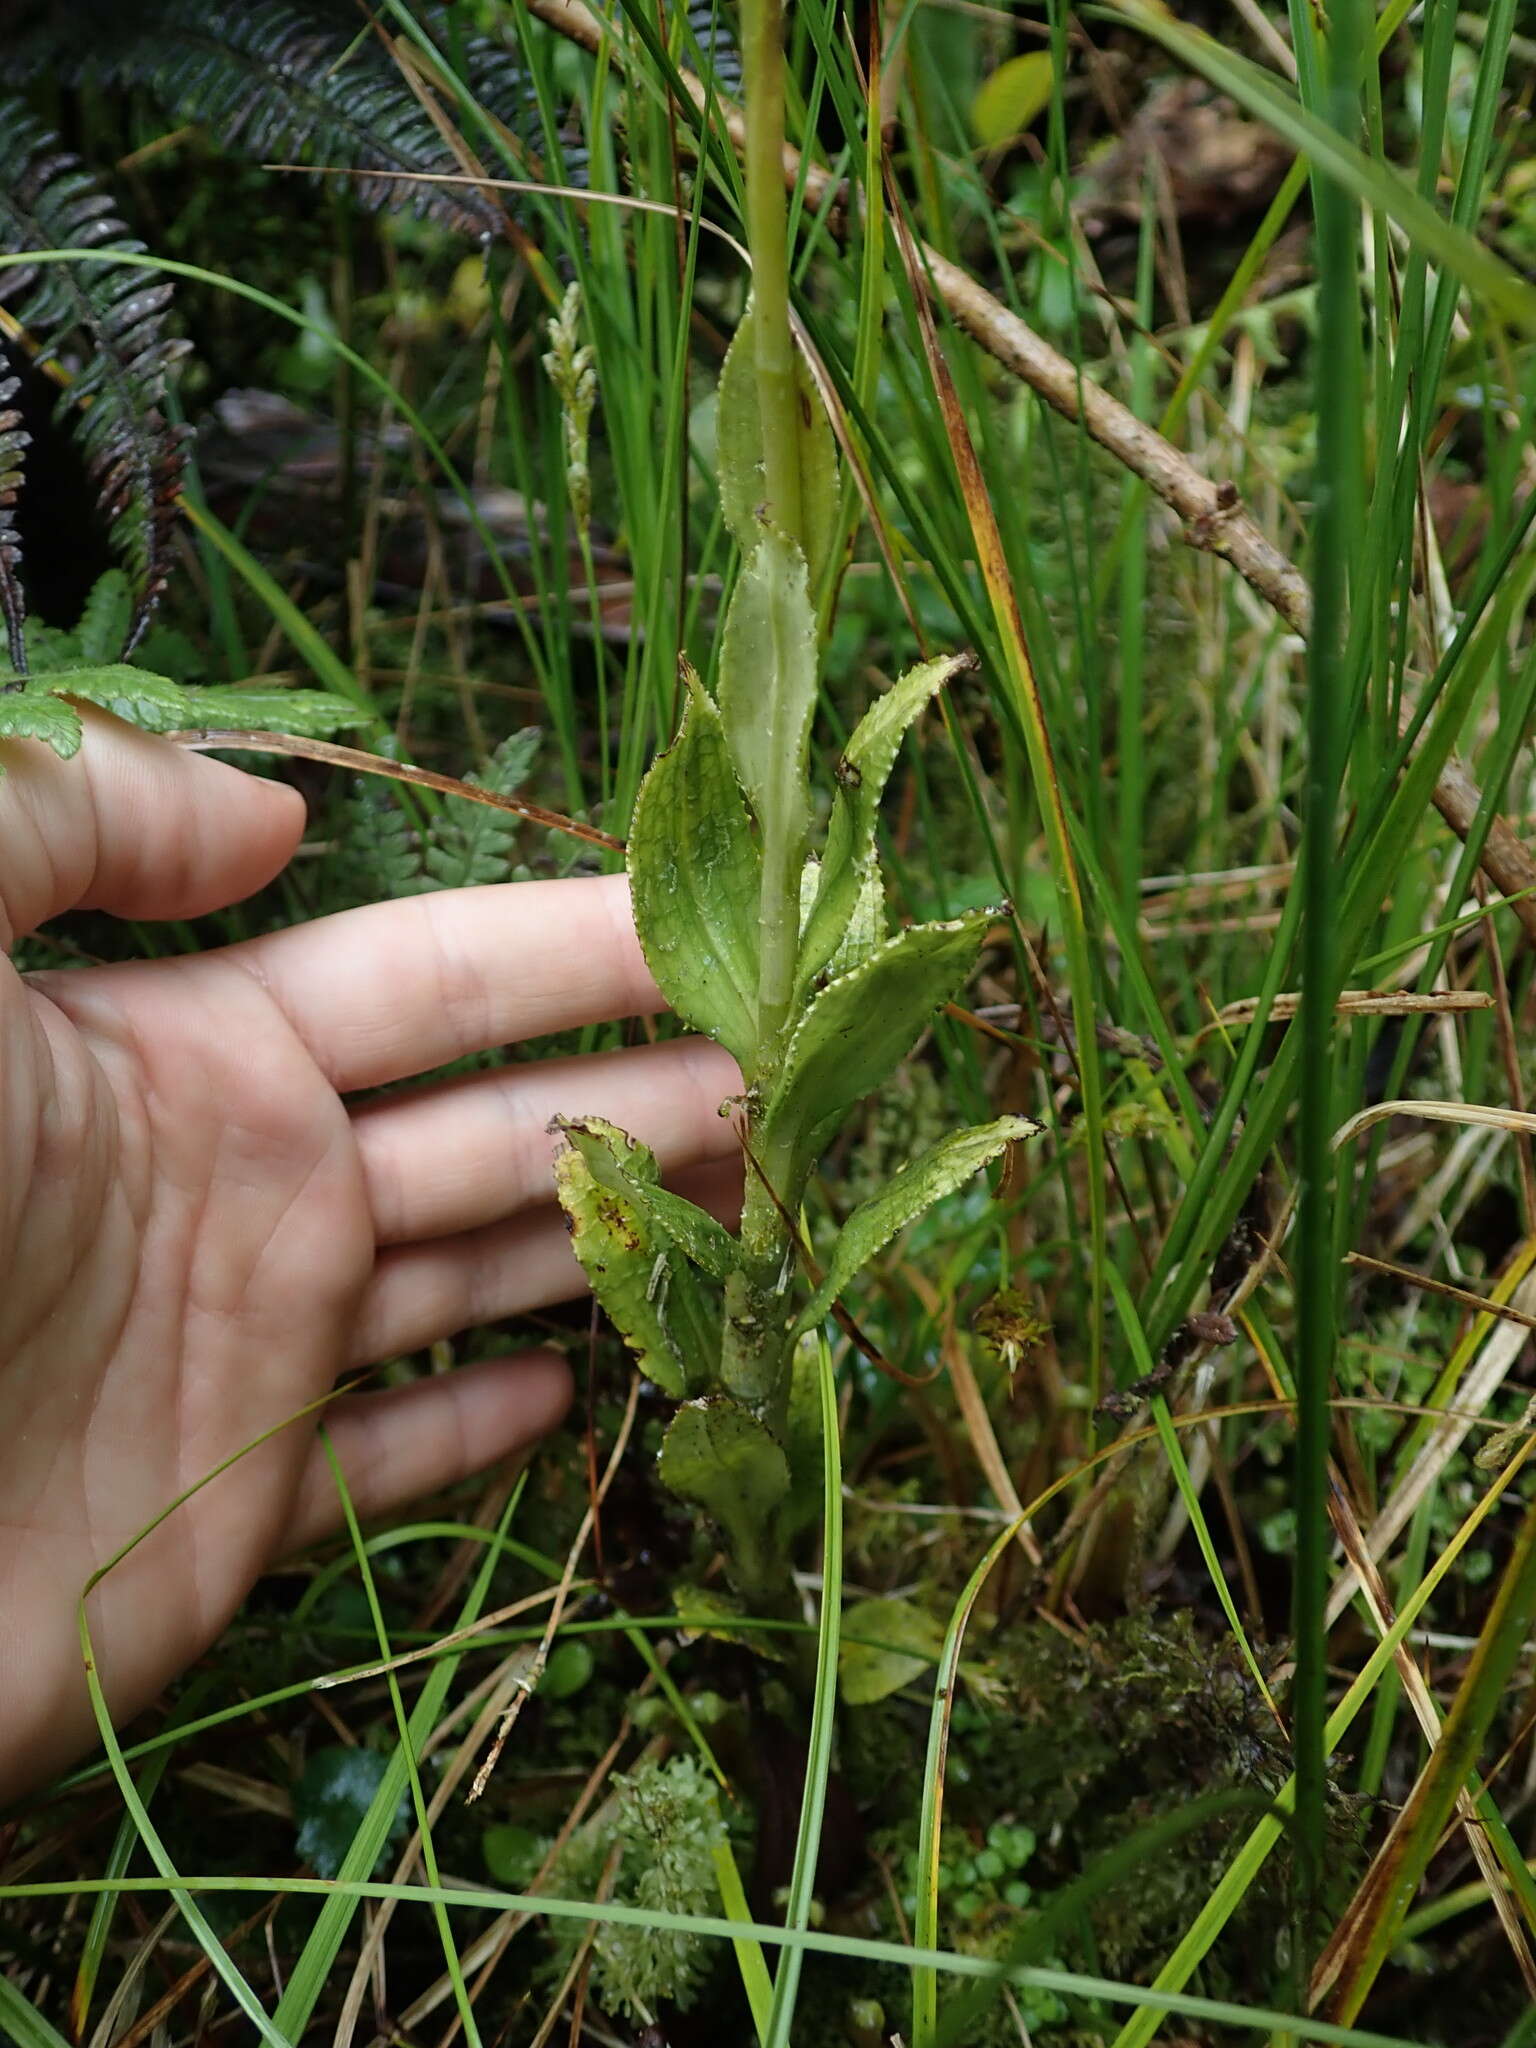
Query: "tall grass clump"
7 1 1536 2043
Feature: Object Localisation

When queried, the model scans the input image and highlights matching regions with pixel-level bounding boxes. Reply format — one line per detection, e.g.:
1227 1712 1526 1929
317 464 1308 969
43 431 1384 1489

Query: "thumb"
0 706 305 945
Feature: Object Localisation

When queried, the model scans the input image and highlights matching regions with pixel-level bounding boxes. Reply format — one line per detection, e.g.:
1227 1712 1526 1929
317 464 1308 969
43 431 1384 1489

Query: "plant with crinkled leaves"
549 304 1040 1615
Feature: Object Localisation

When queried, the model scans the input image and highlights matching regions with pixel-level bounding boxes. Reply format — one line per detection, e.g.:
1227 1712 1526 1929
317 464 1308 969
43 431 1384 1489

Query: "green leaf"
800 855 886 986
630 1180 741 1282
173 685 373 737
672 1579 790 1660
766 908 994 1165
73 569 134 666
293 1748 407 1880
658 1397 791 1591
0 690 83 760
422 727 540 890
825 862 886 978
538 1640 595 1700
628 676 761 1064
24 663 370 739
481 1822 543 1888
717 296 839 590
800 653 968 991
0 1978 73 2048
971 52 1055 147
790 1116 1040 1340
551 1119 720 1397
718 527 818 862
840 1597 947 1706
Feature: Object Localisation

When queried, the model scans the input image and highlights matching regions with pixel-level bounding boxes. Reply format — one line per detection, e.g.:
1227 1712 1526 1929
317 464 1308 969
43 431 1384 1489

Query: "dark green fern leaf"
0 659 368 777
0 106 189 655
422 726 541 890
51 0 532 238
680 1 742 98
331 784 428 905
0 374 27 676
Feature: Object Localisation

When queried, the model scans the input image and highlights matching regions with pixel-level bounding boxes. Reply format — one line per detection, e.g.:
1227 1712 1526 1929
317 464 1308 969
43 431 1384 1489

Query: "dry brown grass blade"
166 728 624 851
523 0 1536 942
312 1581 570 1688
1315 1480 1536 2020
1324 1247 1536 1628
470 1372 642 1800
1343 1250 1536 1332
1203 987 1494 1035
1321 1478 1536 2002
331 1383 643 2043
905 1266 1043 1567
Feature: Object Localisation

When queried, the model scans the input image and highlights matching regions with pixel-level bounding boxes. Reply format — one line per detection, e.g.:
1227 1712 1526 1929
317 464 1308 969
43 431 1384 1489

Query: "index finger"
230 872 666 1090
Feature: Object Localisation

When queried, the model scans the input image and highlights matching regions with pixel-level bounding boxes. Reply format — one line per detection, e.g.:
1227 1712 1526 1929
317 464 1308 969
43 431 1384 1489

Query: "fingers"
281 1350 573 1554
350 1157 744 1364
0 709 305 947
353 1036 741 1245
231 872 664 1092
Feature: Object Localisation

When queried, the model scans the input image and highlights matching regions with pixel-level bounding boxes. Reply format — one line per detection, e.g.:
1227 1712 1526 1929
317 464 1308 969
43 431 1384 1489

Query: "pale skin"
0 710 741 1803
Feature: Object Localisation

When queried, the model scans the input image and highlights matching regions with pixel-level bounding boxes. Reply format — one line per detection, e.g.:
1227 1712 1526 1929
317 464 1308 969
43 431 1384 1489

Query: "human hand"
0 711 740 1801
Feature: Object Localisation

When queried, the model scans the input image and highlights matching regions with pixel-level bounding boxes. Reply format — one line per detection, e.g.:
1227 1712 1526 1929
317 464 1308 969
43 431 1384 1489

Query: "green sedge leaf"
765 907 994 1161
717 296 839 590
718 528 818 867
628 676 760 1064
658 1397 790 1591
552 1125 720 1398
790 1115 1040 1341
0 690 83 763
778 1335 825 1546
799 653 968 991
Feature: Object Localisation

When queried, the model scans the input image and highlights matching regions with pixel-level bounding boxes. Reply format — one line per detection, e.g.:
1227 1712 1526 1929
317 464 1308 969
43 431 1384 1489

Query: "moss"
541 1754 736 2025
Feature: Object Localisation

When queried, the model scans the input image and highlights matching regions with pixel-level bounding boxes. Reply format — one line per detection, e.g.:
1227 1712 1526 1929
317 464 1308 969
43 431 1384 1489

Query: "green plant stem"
723 0 806 1430
721 1123 804 1424
740 0 808 1070
740 0 804 553
1291 0 1364 1955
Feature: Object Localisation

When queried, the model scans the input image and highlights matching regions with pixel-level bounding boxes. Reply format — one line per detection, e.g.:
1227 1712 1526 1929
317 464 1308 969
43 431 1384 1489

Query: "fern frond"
0 106 188 654
57 0 535 237
332 784 428 905
680 1 743 99
423 726 541 890
0 655 369 777
0 373 27 675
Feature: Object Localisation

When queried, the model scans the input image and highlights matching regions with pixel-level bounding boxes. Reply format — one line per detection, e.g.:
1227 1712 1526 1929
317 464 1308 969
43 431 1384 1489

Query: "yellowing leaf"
971 52 1054 149
552 1119 721 1397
